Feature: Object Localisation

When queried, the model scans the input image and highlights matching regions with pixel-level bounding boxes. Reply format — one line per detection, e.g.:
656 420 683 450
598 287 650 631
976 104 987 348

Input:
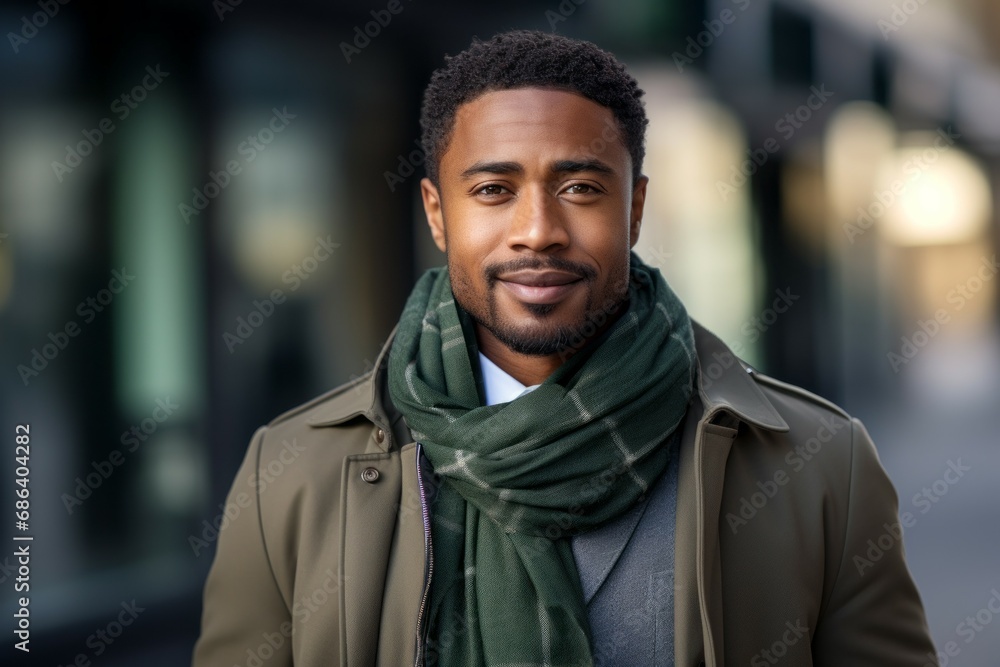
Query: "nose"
505 183 570 253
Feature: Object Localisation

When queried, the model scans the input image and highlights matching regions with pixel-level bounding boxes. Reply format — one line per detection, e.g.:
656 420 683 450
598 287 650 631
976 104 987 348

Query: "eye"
475 184 509 197
563 183 603 197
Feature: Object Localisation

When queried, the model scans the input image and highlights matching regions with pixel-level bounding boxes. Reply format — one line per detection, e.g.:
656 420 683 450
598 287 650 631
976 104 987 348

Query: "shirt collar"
478 351 542 406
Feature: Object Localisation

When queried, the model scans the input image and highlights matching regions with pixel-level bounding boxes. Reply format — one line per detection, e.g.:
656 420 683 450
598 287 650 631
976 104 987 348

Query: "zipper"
413 442 434 667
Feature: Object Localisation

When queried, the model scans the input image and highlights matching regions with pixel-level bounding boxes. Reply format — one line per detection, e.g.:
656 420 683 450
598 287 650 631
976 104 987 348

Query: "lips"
495 270 583 305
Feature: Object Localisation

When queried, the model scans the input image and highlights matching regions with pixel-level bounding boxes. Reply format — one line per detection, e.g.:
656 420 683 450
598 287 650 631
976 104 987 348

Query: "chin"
489 312 591 356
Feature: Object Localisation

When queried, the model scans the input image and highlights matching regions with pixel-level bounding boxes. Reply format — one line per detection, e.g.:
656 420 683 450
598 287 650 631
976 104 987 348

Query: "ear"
629 175 648 249
421 177 447 253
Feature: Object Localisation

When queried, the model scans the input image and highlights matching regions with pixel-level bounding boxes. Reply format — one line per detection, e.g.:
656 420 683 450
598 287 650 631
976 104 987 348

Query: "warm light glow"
231 211 324 292
878 137 991 246
824 102 897 222
631 65 759 361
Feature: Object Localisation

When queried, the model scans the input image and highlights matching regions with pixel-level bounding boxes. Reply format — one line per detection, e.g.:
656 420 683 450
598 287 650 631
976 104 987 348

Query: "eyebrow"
460 160 522 180
551 159 616 176
459 158 616 180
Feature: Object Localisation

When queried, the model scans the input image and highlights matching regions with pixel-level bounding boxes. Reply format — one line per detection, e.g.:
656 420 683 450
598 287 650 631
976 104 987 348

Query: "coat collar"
305 322 404 451
690 322 789 432
305 318 789 444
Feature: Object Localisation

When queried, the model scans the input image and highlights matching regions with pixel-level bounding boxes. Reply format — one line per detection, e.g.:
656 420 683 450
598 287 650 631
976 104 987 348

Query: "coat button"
375 428 385 444
361 467 380 483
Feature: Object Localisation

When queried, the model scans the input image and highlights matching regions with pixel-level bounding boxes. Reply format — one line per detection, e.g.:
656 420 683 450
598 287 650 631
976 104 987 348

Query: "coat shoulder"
748 368 852 423
256 368 379 444
733 367 859 477
249 370 380 474
731 368 861 506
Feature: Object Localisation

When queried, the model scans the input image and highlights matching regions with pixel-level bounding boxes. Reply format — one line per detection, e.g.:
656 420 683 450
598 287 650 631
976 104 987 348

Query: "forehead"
441 87 629 173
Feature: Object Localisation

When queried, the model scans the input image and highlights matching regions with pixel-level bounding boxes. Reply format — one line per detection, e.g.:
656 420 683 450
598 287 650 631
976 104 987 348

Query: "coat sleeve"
192 426 294 667
812 417 937 666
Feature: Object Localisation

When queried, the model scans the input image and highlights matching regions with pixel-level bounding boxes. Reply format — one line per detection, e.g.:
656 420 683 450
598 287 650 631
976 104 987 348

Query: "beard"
449 254 631 357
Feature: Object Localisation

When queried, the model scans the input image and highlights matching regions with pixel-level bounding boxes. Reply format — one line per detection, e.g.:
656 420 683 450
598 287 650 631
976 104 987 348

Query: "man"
193 30 936 666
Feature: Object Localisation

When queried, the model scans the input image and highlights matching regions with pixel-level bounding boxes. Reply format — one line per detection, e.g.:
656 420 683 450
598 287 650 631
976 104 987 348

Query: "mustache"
484 256 597 283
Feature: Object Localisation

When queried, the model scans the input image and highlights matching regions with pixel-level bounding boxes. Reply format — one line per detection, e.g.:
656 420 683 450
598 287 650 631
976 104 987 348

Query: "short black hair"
419 29 648 185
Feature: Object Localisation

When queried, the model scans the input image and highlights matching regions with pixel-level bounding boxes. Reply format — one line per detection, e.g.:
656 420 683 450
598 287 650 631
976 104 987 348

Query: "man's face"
420 87 647 356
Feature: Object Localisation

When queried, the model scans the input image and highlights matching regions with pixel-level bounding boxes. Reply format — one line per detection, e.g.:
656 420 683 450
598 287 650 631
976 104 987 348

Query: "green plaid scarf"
387 251 695 666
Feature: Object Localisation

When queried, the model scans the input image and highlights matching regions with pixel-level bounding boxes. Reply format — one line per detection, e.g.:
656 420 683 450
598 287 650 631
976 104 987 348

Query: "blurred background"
0 0 997 664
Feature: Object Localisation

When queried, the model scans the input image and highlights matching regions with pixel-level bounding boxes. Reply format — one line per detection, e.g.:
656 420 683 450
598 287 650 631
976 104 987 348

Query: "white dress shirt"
478 352 542 406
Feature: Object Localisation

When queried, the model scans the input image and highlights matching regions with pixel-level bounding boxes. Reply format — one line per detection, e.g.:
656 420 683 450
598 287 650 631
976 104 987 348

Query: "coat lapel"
674 398 708 666
692 417 738 666
675 323 790 666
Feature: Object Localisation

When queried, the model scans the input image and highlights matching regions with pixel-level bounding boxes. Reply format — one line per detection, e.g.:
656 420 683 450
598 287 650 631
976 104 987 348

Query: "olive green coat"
192 321 936 666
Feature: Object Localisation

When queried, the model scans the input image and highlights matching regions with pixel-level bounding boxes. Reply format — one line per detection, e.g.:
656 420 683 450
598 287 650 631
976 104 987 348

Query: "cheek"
443 202 506 260
444 232 490 288
452 226 498 255
576 217 632 272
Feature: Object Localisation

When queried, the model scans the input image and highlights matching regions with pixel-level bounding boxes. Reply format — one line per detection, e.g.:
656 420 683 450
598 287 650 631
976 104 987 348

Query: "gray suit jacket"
573 440 680 665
